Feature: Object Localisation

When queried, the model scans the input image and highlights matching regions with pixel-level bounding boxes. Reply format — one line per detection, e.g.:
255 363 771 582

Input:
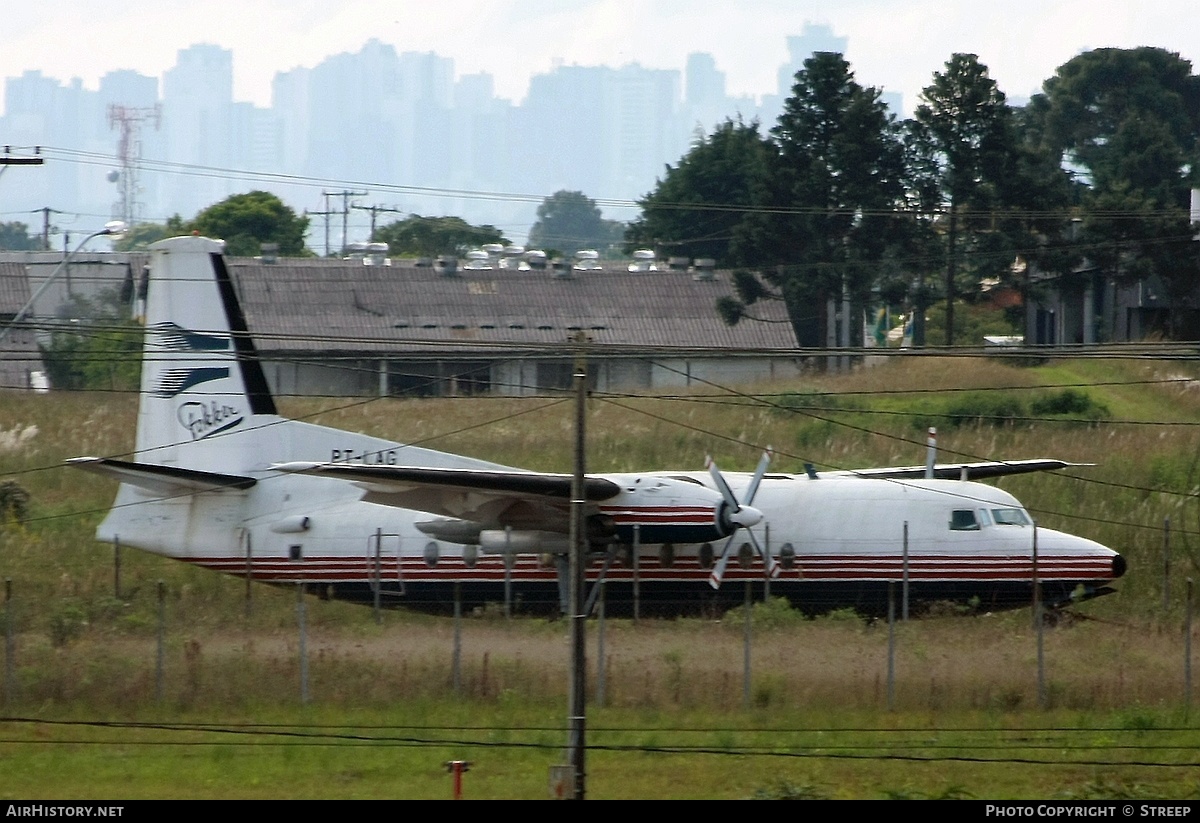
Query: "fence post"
4 578 13 706
887 580 896 711
1163 518 1171 611
1186 578 1193 714
113 535 122 600
156 580 165 704
296 583 309 704
743 580 752 708
453 582 462 695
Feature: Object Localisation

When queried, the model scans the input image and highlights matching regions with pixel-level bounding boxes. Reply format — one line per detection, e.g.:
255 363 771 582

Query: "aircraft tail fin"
135 236 281 472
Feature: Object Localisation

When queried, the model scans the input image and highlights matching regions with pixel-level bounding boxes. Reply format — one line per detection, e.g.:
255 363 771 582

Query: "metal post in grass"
1163 518 1171 611
156 580 165 704
114 535 122 600
632 524 640 624
743 580 752 708
4 578 13 706
1186 578 1193 713
902 522 910 622
243 529 253 618
596 580 606 707
504 526 513 621
296 582 309 704
887 580 896 711
373 528 383 625
763 523 771 601
1034 522 1046 709
453 582 462 695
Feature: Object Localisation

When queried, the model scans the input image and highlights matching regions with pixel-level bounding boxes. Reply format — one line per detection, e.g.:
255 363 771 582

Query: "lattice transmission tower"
107 104 161 227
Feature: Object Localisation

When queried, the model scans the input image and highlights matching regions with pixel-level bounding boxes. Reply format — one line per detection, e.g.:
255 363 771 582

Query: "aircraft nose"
1112 553 1127 579
729 505 764 529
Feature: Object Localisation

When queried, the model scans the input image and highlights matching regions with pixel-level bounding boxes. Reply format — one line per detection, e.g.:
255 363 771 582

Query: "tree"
189 191 311 257
39 288 142 391
910 54 1022 345
721 53 907 348
112 216 188 251
527 190 624 257
372 215 507 257
1035 47 1200 337
0 221 40 250
626 119 772 264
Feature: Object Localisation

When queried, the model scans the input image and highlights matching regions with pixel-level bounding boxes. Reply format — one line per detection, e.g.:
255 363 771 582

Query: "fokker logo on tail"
150 322 232 352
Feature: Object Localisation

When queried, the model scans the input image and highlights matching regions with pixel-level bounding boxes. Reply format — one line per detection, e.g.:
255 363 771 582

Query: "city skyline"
4 1 1198 114
0 27 857 248
3 1 1199 251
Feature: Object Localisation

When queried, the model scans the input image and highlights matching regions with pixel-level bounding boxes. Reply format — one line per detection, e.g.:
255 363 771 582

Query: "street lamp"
0 220 127 344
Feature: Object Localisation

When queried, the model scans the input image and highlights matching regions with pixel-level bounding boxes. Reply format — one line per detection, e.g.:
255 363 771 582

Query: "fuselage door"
367 529 405 596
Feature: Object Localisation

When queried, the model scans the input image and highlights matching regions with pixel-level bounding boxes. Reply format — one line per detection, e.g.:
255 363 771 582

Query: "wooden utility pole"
352 204 405 239
322 190 368 254
567 331 588 800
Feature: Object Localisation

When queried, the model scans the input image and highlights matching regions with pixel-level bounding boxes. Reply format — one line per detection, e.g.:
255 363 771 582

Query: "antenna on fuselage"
925 427 937 479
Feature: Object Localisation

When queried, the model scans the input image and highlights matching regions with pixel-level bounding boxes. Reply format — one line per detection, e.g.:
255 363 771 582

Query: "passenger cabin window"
949 510 980 531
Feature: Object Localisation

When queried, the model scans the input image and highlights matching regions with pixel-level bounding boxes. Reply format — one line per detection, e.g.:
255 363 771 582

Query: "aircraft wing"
273 462 621 527
67 456 257 495
831 458 1086 481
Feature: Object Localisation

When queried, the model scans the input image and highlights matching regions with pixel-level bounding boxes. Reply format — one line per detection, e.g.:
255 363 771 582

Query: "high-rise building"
759 22 851 125
161 44 235 216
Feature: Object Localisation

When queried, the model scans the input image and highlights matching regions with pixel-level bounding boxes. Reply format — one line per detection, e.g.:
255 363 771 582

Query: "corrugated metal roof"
0 261 30 314
227 260 798 355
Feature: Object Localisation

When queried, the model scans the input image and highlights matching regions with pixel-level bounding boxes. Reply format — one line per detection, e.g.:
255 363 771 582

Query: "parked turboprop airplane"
68 236 1125 617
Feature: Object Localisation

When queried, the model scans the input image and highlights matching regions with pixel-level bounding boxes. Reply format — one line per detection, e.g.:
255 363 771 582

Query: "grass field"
3 355 1200 799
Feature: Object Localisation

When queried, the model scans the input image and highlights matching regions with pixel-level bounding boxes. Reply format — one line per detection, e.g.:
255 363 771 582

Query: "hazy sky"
4 0 1199 115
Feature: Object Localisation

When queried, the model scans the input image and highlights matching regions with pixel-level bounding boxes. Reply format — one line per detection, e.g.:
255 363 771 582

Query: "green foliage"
0 480 30 524
372 214 507 257
751 780 831 800
39 289 143 391
111 217 188 251
1029 388 1107 417
737 54 909 345
189 191 311 257
527 190 624 257
1058 776 1161 800
723 596 807 630
910 388 1108 430
48 600 88 647
1034 47 1200 337
0 220 41 250
774 390 859 413
627 119 772 265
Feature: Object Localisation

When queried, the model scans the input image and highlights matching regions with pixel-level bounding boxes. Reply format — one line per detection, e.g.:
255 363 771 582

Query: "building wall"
262 353 803 399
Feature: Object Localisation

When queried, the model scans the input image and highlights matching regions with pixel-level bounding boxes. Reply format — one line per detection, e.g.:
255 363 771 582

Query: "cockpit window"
992 507 1031 526
949 509 980 531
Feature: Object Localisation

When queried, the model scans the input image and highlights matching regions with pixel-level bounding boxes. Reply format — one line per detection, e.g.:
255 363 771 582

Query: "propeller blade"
747 529 781 579
743 446 773 505
708 534 736 589
705 455 740 512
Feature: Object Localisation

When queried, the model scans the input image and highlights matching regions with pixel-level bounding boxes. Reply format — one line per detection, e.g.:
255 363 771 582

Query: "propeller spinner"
706 448 779 589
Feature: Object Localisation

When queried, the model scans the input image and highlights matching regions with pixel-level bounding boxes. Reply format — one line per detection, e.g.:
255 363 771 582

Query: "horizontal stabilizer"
67 456 257 496
838 458 1086 481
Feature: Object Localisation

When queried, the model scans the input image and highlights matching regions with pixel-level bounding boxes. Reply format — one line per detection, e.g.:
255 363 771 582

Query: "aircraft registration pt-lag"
69 236 1126 618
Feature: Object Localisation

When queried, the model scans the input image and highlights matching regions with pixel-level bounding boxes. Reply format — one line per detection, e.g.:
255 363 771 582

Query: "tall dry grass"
3 356 1200 702
2 607 1196 714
